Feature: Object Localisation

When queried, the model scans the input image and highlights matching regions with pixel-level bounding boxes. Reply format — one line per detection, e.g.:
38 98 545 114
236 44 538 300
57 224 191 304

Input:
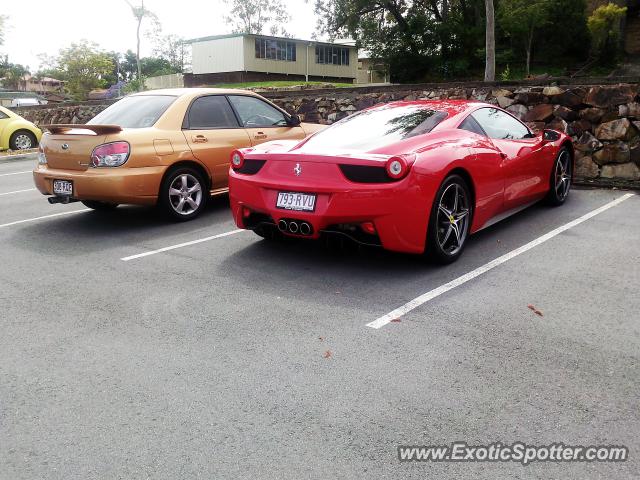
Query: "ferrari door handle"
192 135 208 143
254 131 267 140
499 152 508 159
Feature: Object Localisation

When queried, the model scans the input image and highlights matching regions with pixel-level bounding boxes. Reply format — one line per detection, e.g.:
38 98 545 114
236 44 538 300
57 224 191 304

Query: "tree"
0 56 28 90
484 0 495 82
152 33 187 72
588 3 627 62
40 41 115 100
498 0 551 77
125 0 158 85
313 0 486 82
224 0 291 36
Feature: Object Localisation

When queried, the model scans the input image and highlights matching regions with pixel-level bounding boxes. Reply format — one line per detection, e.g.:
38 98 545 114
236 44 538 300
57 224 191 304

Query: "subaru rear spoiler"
42 124 123 135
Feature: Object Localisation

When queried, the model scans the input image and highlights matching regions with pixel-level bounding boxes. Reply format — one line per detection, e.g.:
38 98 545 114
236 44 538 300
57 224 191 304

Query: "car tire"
81 200 119 211
545 147 572 206
425 174 473 264
9 130 37 150
159 166 208 221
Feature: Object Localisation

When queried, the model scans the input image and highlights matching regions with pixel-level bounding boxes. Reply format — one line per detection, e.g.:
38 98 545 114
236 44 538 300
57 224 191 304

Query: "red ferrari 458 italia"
228 100 573 263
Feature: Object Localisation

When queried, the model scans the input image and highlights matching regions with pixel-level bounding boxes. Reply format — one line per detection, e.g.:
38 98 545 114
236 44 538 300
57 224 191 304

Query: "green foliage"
40 41 115 100
313 0 486 83
498 0 552 76
152 34 188 73
315 0 592 82
588 3 627 62
224 0 291 36
500 65 511 81
123 78 145 93
0 56 29 89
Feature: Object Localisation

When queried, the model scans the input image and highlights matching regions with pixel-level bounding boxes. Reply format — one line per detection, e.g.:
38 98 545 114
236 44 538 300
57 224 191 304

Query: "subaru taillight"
90 141 130 167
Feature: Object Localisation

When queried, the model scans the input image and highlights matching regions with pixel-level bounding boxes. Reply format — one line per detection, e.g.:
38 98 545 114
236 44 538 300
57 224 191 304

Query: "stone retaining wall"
265 82 640 183
11 80 640 185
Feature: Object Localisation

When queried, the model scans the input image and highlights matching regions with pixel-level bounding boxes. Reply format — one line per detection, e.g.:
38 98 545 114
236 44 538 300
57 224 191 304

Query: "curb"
0 151 38 164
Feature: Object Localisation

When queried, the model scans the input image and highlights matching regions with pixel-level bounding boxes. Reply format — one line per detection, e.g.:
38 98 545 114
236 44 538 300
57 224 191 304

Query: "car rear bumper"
33 165 166 205
229 170 437 254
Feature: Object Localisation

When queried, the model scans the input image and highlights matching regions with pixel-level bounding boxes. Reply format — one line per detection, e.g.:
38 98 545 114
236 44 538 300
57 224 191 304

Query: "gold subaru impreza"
33 88 323 220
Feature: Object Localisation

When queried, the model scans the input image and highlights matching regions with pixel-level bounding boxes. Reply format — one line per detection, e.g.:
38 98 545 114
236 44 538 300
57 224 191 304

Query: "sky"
1 0 320 71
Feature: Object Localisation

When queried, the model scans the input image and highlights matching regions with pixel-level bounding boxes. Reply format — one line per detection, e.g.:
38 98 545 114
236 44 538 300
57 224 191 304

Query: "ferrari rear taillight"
90 141 130 167
230 150 245 170
385 156 409 180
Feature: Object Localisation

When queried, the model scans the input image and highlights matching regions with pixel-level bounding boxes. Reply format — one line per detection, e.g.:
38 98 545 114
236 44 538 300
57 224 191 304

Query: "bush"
588 3 627 62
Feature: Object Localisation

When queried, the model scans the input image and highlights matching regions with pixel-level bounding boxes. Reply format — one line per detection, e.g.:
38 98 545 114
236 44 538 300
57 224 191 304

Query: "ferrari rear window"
88 95 176 128
298 105 447 152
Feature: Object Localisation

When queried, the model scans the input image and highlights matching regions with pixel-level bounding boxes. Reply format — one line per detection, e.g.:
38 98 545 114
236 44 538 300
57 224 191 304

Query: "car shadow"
215 198 576 303
7 194 235 257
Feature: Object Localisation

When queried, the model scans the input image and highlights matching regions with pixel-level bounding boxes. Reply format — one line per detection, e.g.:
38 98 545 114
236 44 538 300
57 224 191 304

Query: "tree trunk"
136 0 143 90
484 0 495 82
525 29 533 77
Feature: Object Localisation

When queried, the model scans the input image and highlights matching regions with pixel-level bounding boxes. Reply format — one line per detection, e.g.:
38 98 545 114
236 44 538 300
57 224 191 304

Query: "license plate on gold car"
276 192 316 212
53 179 73 196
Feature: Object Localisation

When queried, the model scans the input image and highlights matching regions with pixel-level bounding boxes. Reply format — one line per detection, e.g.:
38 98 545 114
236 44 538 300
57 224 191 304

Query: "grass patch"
208 80 355 89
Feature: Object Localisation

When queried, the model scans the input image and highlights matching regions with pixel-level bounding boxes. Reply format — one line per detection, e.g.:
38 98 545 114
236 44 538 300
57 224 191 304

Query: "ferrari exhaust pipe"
278 219 288 232
288 221 299 234
300 222 311 235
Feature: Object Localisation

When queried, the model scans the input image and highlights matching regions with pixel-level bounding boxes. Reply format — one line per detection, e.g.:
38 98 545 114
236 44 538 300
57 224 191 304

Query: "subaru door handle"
192 135 208 143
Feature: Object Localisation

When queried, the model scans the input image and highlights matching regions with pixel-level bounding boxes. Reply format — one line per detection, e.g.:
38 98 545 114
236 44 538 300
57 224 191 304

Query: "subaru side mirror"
288 114 301 126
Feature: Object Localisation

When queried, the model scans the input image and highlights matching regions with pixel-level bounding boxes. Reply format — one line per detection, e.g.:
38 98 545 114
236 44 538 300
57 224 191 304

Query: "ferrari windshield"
88 95 176 128
298 104 447 152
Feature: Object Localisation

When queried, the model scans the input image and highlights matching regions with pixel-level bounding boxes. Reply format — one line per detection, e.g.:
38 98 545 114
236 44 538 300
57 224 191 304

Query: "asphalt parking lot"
1 154 638 479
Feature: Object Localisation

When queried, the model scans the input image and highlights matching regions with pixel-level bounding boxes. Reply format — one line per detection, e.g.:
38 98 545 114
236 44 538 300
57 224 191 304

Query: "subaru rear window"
298 105 448 152
88 95 176 128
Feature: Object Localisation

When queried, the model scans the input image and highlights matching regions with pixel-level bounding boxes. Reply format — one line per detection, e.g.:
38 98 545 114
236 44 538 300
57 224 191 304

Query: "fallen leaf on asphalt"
390 318 402 323
528 304 544 316
323 350 332 358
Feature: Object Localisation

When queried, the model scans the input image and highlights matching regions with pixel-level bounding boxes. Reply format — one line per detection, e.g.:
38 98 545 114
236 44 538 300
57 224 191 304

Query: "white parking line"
0 209 88 229
367 193 635 329
0 188 37 196
121 229 246 261
0 170 32 177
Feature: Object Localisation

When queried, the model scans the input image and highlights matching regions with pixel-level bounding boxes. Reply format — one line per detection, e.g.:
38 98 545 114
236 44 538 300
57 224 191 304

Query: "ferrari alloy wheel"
160 167 208 221
426 175 472 264
9 131 36 150
546 148 572 206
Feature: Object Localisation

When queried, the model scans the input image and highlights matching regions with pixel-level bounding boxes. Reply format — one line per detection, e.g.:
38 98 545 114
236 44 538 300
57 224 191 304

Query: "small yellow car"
0 106 42 150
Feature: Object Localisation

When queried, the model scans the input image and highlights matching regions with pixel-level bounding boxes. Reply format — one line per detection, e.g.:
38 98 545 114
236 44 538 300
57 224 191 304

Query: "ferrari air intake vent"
339 164 395 183
235 159 266 175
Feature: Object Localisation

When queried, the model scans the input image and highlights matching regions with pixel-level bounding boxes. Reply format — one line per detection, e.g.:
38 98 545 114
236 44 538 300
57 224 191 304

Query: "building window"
255 38 297 62
315 45 350 66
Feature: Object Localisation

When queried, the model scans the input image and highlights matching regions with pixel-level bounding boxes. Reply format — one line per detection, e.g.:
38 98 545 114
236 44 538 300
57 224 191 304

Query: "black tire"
425 174 473 264
81 200 119 211
9 130 37 150
545 147 572 206
159 166 208 221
